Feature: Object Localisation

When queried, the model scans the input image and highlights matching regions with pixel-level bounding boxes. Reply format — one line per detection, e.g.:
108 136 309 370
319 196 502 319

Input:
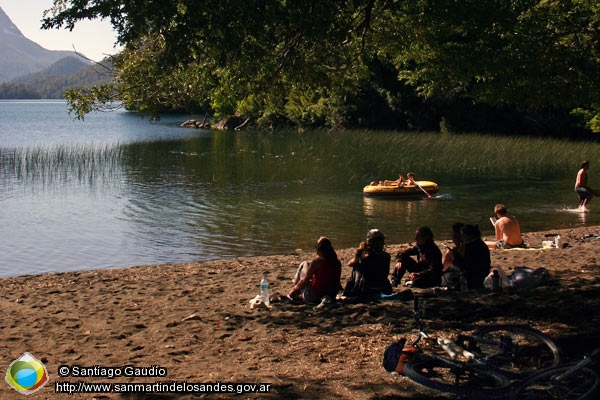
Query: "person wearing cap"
342 229 392 300
288 237 342 304
391 226 443 288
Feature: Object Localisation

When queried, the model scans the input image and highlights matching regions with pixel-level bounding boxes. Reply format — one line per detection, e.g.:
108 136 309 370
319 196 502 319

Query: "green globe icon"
5 353 49 394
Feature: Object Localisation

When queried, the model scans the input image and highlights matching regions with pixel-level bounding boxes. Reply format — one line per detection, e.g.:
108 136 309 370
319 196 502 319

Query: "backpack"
383 338 417 375
441 266 463 290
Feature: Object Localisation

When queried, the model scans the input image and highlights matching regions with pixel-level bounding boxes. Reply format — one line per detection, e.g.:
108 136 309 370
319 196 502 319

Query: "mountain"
0 7 91 83
10 56 94 84
0 56 114 99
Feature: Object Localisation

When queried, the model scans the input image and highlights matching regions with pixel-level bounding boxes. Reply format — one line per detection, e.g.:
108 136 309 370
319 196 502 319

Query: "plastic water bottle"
491 269 500 292
260 275 270 306
554 235 561 249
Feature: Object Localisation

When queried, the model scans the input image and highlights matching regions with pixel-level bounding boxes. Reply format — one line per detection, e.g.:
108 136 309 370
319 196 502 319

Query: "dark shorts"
576 186 593 203
496 240 525 249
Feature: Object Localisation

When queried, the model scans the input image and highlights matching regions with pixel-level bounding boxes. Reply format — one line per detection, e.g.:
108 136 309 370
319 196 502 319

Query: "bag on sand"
383 338 417 375
483 266 511 289
509 267 548 290
441 266 463 290
483 266 548 291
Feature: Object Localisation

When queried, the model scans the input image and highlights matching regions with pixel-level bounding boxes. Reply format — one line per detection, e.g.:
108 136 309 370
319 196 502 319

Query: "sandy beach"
1 225 600 399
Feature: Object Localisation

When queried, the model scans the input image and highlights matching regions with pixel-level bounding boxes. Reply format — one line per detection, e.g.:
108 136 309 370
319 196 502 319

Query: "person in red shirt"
288 237 342 304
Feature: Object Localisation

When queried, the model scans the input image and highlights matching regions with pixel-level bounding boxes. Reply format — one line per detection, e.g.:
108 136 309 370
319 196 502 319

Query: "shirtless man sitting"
492 204 525 249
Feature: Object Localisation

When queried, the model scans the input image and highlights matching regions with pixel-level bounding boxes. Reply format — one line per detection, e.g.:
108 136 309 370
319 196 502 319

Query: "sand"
1 226 600 399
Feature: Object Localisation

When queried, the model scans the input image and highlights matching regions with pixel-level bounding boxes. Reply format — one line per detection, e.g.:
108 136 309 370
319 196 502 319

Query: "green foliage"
41 1 600 133
64 84 120 120
388 0 600 110
571 106 600 133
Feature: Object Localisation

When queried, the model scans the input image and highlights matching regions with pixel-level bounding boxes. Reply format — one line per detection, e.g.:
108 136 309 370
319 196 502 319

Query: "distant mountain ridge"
0 6 92 83
10 57 94 84
0 56 113 99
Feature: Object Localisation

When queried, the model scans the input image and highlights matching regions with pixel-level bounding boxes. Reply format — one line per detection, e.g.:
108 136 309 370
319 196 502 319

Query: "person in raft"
288 237 342 304
343 229 392 300
391 226 443 288
575 160 594 212
492 204 525 249
383 173 406 186
406 172 417 186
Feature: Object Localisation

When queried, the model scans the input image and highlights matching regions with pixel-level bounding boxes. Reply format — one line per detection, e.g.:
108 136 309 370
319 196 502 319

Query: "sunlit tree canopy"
43 1 600 132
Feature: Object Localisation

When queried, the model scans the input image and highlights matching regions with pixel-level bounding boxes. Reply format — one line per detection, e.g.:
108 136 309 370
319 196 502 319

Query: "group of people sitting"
287 203 524 304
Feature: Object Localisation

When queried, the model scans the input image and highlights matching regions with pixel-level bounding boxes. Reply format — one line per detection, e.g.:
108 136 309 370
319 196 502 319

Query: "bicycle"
512 346 600 400
396 296 561 399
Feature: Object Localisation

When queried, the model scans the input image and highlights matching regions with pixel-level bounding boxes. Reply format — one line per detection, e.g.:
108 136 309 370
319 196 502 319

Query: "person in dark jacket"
343 229 392 301
453 224 491 289
391 226 443 288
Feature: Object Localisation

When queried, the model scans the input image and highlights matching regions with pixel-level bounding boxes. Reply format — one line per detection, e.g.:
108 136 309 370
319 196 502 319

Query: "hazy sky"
1 0 121 61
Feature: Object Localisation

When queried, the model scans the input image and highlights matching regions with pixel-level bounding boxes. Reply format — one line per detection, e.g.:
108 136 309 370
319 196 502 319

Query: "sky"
1 0 121 61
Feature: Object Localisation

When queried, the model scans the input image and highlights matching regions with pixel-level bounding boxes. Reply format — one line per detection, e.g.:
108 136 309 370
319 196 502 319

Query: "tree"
43 1 600 132
43 1 377 127
379 0 600 130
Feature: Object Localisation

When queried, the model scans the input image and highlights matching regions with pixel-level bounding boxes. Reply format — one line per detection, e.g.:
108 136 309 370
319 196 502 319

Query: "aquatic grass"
3 129 599 194
167 128 600 190
0 144 125 192
322 130 600 183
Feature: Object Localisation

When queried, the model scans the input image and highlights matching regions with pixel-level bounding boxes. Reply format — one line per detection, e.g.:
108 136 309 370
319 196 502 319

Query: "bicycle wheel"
514 364 600 400
465 325 560 378
404 357 510 399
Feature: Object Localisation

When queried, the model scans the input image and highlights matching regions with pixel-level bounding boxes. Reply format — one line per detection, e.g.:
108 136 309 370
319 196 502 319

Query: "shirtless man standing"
575 160 593 212
492 204 524 249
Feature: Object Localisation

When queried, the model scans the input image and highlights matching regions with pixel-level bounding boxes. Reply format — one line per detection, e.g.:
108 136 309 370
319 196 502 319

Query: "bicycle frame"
412 297 477 363
553 346 600 383
410 297 560 376
513 346 600 400
402 297 563 399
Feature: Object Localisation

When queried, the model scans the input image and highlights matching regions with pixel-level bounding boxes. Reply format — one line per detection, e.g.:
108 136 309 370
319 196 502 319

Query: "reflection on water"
2 102 600 277
363 196 419 228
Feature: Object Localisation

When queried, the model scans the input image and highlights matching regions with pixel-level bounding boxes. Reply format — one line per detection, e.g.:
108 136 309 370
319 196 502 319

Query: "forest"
0 64 112 100
41 1 600 135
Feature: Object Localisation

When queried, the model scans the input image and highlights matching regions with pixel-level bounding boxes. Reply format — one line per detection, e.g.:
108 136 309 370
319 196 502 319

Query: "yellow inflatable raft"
363 180 440 197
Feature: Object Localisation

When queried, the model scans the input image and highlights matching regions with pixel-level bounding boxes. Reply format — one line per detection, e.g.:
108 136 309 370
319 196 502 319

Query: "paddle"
416 182 432 198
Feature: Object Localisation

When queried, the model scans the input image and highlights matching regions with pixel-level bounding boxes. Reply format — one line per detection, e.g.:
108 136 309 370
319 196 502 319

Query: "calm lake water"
0 100 597 277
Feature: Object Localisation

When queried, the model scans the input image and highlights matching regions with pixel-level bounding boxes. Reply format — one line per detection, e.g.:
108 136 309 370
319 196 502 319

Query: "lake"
1 100 597 277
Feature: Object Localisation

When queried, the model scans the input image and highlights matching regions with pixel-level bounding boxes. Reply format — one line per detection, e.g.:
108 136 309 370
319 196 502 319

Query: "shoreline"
1 225 600 399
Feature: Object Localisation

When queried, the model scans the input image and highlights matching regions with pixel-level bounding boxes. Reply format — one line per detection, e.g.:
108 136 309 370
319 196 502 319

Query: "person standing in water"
575 160 594 212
